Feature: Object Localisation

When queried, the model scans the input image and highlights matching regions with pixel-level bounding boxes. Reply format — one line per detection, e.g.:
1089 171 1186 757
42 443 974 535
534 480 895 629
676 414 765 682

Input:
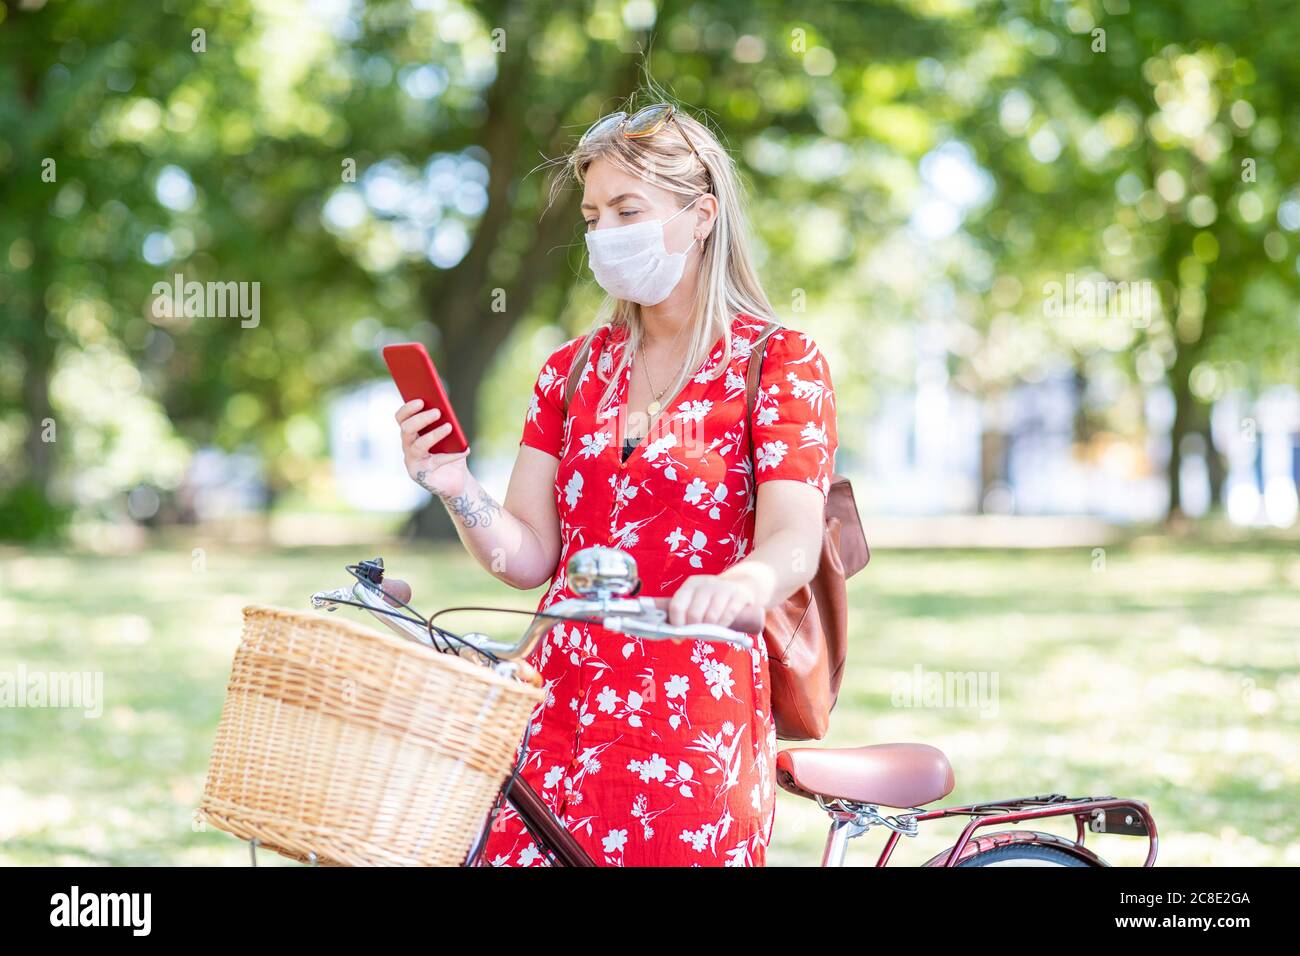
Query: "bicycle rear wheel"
956 844 1095 867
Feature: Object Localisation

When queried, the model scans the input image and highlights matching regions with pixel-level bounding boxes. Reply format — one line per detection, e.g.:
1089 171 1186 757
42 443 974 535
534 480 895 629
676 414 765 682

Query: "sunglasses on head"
580 103 707 170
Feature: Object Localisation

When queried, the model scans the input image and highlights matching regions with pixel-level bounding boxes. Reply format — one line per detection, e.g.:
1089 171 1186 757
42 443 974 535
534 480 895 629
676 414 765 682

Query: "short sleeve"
520 335 588 458
749 329 838 498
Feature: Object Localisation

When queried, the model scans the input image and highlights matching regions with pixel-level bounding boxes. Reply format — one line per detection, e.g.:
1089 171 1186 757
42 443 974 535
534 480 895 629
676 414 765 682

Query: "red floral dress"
476 313 837 867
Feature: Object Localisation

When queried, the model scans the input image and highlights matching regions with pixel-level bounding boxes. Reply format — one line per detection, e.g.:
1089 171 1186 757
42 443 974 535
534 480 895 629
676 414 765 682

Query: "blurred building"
861 358 1299 526
1217 386 1300 528
173 448 268 521
329 379 430 513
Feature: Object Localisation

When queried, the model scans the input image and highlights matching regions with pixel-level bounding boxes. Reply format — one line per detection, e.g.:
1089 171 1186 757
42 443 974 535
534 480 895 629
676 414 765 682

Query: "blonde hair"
551 93 777 414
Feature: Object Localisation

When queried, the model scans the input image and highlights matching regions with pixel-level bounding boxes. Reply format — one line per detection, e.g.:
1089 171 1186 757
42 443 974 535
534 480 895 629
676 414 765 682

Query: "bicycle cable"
321 591 463 653
342 562 487 658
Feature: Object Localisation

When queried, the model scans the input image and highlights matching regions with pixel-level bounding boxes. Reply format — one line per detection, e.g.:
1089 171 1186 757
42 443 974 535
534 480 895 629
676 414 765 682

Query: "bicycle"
296 545 1158 868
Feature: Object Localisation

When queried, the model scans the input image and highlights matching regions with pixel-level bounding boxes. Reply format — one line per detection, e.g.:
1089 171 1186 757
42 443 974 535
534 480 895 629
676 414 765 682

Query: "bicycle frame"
468 777 597 867
812 787 1156 868
468 788 1157 869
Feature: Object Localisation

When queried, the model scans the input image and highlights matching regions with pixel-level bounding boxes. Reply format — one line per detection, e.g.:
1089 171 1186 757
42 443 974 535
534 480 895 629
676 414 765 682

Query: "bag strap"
744 321 780 461
562 332 596 416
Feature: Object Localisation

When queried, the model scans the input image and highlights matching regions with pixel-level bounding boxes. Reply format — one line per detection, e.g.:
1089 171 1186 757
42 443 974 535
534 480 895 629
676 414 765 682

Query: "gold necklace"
638 336 687 417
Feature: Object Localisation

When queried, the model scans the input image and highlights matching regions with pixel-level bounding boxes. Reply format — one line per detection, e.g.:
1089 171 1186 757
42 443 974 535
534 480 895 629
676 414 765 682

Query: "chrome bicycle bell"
566 546 639 600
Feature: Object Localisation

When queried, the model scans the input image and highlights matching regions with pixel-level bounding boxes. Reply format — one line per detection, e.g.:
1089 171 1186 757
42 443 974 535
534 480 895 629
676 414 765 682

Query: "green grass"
1 534 1296 866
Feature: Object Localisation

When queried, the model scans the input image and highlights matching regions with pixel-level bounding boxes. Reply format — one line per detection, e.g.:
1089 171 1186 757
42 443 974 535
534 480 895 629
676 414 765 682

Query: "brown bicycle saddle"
776 743 956 809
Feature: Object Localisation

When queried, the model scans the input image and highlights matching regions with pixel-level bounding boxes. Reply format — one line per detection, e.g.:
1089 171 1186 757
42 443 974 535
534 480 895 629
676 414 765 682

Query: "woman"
394 101 838 866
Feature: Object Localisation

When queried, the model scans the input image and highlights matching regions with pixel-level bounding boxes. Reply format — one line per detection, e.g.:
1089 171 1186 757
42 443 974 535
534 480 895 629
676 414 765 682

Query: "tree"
955 0 1300 520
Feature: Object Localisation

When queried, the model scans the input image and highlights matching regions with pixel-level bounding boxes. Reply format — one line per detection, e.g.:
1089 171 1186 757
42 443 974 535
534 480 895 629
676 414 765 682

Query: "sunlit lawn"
1 531 1296 866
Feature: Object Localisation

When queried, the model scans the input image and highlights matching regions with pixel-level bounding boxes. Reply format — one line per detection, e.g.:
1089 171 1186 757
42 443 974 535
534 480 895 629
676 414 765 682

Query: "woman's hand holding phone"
396 399 471 498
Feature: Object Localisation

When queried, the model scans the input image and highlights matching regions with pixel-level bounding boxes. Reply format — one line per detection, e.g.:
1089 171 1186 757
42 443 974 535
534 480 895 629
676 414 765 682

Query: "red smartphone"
382 342 469 454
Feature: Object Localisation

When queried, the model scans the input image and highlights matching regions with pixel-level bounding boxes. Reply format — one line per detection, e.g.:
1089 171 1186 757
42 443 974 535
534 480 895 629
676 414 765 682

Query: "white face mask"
585 195 703 306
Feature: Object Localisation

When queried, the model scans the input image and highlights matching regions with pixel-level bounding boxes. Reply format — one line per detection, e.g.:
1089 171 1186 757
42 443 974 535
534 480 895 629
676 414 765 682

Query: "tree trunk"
1201 416 1226 510
1166 363 1194 522
1071 361 1091 446
20 291 56 498
1158 164 1237 523
13 31 58 509
405 28 643 539
978 428 1009 513
1163 299 1223 522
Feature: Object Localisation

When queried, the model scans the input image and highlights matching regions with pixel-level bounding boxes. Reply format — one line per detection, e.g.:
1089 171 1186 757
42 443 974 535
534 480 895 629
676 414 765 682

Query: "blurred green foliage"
0 479 71 541
0 0 1297 539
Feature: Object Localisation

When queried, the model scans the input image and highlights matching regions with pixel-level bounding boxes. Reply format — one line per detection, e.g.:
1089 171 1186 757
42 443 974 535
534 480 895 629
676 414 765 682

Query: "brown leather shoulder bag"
745 322 869 740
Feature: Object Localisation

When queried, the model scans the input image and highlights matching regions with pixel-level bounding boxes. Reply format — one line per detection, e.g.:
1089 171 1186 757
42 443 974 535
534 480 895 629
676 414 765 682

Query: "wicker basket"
199 605 544 866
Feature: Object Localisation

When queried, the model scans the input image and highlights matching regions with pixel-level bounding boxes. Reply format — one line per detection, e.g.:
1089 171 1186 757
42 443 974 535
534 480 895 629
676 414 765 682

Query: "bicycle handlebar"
383 578 763 635
310 546 767 689
642 596 765 635
318 573 762 671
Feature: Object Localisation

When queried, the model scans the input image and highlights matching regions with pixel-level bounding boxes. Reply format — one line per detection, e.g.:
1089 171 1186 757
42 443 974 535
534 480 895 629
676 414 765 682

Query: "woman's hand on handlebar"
667 574 762 631
396 399 470 498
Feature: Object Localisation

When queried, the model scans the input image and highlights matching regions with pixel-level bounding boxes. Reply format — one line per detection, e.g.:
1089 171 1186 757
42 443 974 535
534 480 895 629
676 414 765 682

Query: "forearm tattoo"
432 485 503 528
